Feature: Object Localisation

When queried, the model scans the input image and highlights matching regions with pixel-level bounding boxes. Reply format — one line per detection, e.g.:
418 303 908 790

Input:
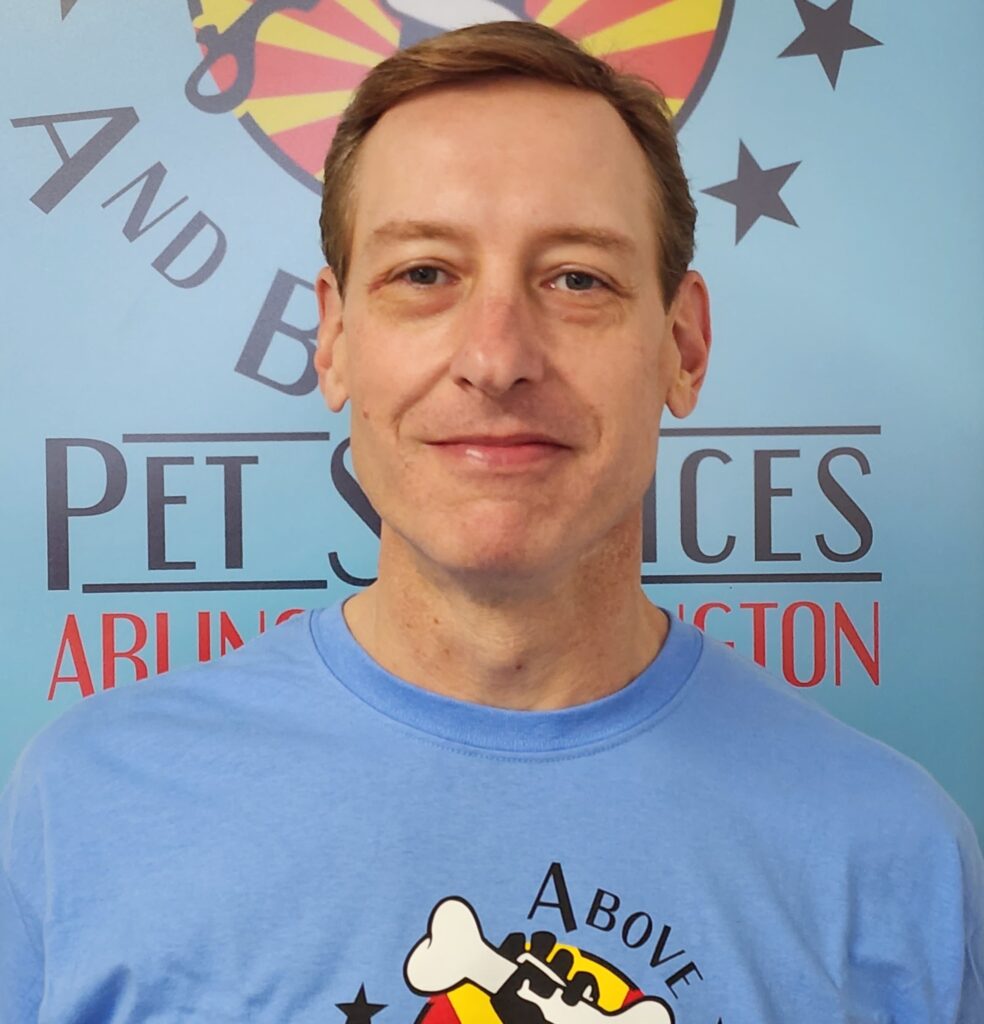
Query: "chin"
430 534 542 577
415 516 560 583
380 496 580 583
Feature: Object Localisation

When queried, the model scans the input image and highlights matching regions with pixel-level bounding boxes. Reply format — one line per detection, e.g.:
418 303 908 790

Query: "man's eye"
550 270 606 292
401 266 447 286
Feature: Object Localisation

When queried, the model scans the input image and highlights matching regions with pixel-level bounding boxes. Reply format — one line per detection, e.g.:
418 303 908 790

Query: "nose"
448 286 545 398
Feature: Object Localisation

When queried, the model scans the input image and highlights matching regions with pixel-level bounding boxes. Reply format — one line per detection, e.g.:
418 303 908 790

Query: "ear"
314 266 349 412
664 270 712 419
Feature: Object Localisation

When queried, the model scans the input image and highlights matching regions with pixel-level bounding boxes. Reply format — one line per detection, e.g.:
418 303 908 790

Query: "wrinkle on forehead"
346 78 662 281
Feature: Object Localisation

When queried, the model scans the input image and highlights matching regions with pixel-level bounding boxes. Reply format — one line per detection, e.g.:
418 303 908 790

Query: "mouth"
426 434 571 470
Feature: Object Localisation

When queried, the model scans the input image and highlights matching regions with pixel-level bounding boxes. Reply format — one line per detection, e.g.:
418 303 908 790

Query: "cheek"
342 329 396 432
582 342 666 417
584 355 667 472
346 318 445 427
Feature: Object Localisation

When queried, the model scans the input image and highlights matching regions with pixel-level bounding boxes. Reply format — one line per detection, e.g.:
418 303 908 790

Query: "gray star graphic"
702 142 801 244
61 0 80 16
779 0 882 88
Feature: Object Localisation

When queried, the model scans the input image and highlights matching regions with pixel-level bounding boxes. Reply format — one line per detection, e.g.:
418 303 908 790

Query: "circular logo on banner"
185 0 733 194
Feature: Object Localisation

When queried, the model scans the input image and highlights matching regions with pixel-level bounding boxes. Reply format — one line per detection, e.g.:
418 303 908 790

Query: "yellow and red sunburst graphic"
185 0 733 194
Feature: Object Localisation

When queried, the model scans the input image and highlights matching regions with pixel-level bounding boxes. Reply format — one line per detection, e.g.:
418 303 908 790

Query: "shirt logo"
406 896 676 1024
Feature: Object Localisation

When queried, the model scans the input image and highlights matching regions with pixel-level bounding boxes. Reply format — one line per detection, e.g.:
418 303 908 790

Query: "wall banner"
2 0 982 843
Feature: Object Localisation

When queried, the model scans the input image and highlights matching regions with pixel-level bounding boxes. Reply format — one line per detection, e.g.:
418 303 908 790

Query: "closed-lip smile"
431 434 566 447
426 434 571 469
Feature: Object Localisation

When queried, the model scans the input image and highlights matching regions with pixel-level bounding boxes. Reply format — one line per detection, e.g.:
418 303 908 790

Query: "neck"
342 523 668 711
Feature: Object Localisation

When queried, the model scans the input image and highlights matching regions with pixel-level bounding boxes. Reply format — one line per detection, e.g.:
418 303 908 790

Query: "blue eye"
404 266 444 285
554 271 604 291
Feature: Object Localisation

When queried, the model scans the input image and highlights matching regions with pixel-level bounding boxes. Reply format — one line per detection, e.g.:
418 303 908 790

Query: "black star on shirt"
702 142 801 244
336 985 386 1024
779 0 882 88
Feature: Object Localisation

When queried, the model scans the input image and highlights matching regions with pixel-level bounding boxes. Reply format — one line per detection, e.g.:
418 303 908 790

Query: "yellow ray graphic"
665 96 684 114
582 0 722 56
257 14 387 66
193 0 249 34
536 0 593 27
238 89 353 134
192 0 398 47
335 0 400 46
446 985 501 1024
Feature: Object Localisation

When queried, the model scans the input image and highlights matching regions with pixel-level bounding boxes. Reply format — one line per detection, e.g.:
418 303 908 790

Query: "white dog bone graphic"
404 898 674 1024
405 897 515 995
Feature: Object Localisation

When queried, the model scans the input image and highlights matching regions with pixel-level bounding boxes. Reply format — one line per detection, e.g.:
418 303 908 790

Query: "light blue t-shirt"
2 604 982 1023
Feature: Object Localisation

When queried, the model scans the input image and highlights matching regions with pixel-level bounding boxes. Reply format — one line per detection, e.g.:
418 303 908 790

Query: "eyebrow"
367 220 466 250
365 220 639 257
536 226 639 257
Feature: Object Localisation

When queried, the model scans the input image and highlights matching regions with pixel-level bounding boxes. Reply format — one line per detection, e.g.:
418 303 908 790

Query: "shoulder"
683 630 984 958
2 609 322 808
682 627 981 859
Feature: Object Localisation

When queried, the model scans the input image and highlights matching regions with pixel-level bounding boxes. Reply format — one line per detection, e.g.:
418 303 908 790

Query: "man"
2 21 981 1024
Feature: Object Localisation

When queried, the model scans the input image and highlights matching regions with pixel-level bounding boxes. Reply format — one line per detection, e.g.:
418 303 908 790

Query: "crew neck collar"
310 600 702 755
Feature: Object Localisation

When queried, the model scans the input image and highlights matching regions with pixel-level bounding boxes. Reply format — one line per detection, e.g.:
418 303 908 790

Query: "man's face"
316 78 709 584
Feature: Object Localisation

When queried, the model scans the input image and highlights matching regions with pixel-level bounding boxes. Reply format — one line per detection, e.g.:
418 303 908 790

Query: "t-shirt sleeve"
956 927 984 1024
0 861 43 1022
955 827 984 1024
846 768 984 1021
911 808 984 1022
1 757 46 1024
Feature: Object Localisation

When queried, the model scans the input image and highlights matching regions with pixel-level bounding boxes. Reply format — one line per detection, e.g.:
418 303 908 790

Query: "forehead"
348 78 659 264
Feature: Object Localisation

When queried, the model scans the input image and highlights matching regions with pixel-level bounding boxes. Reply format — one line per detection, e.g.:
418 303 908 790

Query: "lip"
427 435 570 470
433 434 564 446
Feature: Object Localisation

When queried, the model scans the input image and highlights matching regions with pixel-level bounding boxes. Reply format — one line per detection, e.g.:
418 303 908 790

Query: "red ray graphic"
278 0 399 52
420 995 460 1024
206 50 238 95
609 30 714 98
553 0 676 40
269 114 341 176
622 987 646 1007
249 42 369 97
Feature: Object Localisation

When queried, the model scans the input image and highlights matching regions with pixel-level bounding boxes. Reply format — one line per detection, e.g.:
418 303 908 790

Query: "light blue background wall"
2 0 981 844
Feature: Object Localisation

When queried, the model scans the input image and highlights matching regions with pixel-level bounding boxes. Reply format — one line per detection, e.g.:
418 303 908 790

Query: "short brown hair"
320 21 696 302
